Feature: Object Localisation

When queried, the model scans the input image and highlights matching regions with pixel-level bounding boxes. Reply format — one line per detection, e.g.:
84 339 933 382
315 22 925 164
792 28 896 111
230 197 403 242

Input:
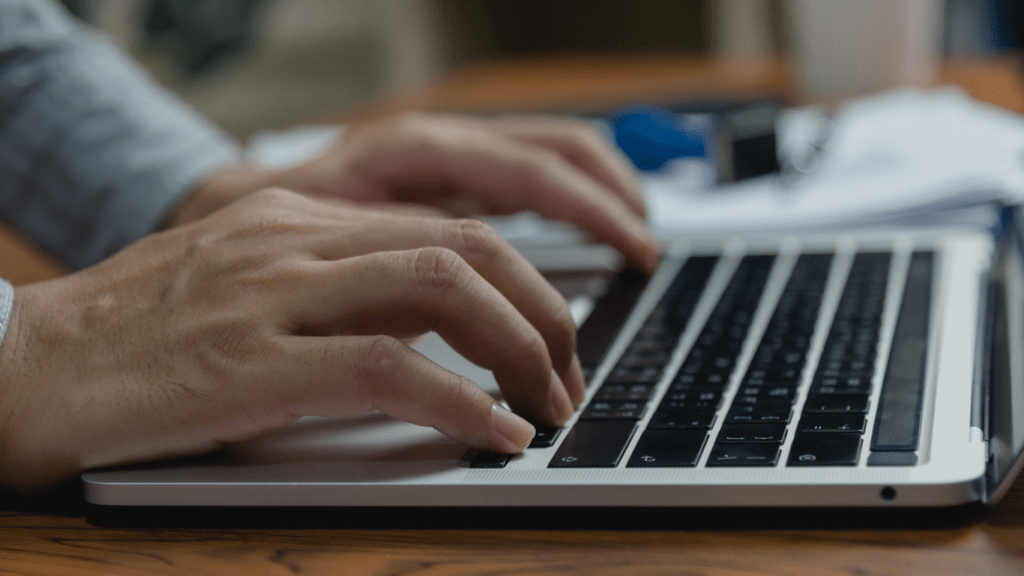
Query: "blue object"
612 106 707 171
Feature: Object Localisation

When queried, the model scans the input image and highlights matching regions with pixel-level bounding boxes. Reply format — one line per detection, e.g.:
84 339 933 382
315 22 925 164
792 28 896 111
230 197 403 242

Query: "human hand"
170 113 659 272
0 189 582 492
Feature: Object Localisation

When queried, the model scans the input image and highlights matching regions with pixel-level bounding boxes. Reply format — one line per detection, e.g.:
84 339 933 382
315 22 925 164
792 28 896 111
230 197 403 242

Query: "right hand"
0 189 583 492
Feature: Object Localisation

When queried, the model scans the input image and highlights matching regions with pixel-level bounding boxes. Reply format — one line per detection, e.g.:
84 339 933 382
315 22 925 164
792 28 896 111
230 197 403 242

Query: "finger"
282 248 575 425
491 115 647 218
356 122 660 272
278 334 537 453
490 143 659 273
327 198 452 220
305 216 586 404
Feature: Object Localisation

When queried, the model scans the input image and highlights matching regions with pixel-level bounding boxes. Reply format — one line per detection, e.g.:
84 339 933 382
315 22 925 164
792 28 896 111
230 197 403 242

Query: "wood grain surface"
2 54 1024 576
1 483 1024 575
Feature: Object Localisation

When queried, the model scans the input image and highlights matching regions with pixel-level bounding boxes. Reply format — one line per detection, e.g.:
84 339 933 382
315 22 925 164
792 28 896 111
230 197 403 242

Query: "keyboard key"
659 396 721 410
470 451 514 468
594 383 655 402
867 451 918 466
802 394 870 413
787 433 862 466
549 421 637 468
733 385 798 404
580 401 647 420
528 425 562 448
662 390 722 403
627 429 708 467
796 413 866 433
716 423 787 443
605 365 663 384
706 443 780 467
648 409 717 429
810 376 873 395
726 404 792 423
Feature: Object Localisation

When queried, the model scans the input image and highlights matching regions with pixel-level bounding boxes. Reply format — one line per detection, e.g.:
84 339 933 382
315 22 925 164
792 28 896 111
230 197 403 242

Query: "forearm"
0 0 241 269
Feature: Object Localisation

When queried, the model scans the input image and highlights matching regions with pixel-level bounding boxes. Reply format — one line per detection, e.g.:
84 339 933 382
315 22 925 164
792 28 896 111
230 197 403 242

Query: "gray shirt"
0 0 241 350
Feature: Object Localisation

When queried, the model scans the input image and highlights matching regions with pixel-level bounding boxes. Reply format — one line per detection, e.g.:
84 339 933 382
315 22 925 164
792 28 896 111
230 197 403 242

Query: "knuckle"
360 335 404 378
246 186 302 209
550 299 578 351
201 320 273 374
450 218 504 262
516 148 563 184
410 246 468 292
519 328 551 370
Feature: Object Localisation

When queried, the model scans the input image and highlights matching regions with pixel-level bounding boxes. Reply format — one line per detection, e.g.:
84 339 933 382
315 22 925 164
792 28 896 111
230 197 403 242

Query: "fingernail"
549 372 575 424
491 404 535 451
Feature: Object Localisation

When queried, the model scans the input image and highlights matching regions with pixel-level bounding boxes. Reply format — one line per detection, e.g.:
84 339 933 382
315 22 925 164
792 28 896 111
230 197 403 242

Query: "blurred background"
60 0 1024 139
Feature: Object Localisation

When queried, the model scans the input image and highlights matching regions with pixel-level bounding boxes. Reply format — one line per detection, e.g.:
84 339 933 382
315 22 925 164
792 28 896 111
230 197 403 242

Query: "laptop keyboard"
550 255 719 468
472 248 934 470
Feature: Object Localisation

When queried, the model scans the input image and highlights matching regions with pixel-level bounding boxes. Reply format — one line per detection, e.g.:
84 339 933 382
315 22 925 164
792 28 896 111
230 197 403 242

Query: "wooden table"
3 53 1024 575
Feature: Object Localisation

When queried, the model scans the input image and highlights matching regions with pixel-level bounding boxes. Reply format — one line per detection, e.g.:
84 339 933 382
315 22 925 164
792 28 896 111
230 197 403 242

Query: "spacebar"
548 421 637 468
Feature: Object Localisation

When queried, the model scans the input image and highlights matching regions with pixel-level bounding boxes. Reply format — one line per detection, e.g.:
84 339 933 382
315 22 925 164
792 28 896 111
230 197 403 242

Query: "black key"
726 404 792 423
575 268 650 373
627 429 708 467
580 401 647 420
673 371 731 387
797 413 866 433
706 443 780 467
605 365 663 384
871 252 932 452
668 380 724 393
802 394 870 413
787 433 862 466
648 409 716 429
470 451 514 468
616 354 672 368
659 396 721 410
810 376 873 395
716 423 787 443
528 425 562 448
751 349 806 367
744 367 802 381
594 383 655 402
732 385 798 404
661 390 722 404
549 420 637 467
867 451 918 466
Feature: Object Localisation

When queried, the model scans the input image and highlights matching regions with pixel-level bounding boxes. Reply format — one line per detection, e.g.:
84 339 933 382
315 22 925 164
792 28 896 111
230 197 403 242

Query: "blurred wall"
77 0 785 139
86 0 381 139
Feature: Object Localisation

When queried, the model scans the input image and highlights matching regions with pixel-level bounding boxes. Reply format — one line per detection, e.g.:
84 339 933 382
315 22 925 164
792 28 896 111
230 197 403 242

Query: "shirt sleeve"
0 278 11 356
0 0 242 270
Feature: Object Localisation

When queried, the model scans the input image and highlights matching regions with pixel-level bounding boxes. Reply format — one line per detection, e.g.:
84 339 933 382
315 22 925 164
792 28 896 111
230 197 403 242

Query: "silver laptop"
82 206 1024 508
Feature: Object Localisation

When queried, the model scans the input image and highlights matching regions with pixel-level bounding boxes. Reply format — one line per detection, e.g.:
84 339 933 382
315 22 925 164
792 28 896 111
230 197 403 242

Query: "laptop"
81 205 1024 508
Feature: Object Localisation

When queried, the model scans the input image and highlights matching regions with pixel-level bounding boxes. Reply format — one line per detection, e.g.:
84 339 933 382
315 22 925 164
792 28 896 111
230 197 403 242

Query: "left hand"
169 112 660 272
